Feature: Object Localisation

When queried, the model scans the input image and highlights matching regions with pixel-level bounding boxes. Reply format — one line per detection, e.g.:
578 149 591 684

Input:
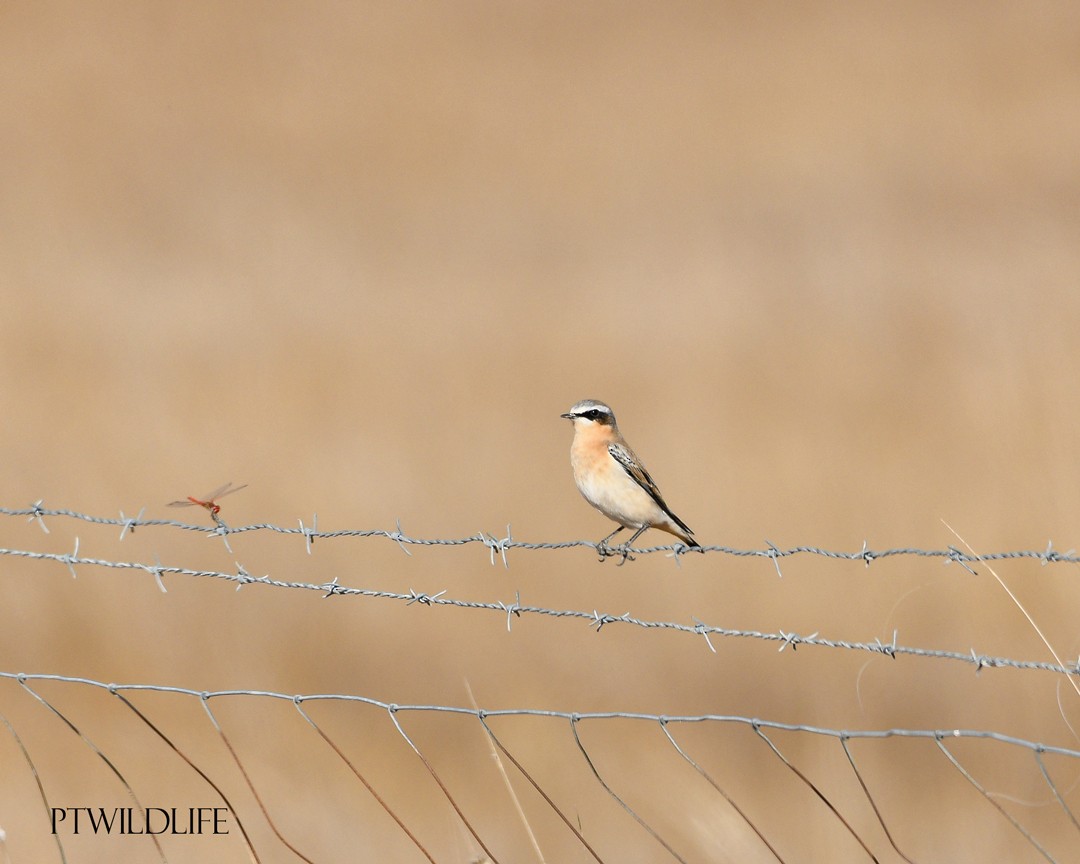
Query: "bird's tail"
660 520 701 549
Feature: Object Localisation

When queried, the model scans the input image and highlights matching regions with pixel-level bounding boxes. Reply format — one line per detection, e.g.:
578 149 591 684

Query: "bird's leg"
597 526 625 561
615 526 650 566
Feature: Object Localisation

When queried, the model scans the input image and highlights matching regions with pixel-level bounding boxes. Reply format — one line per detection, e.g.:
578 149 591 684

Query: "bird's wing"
607 442 694 536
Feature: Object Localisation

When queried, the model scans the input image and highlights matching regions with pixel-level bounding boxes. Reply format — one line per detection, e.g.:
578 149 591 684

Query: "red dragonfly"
168 482 247 522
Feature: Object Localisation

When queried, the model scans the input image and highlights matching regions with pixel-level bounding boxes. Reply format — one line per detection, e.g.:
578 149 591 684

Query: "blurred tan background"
2 2 1080 861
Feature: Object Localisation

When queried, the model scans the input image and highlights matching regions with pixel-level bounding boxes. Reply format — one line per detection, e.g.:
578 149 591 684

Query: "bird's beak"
560 412 575 420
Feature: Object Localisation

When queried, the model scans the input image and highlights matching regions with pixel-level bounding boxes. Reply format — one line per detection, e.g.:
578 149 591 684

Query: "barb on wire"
60 537 79 579
210 523 234 553
763 540 785 578
298 514 317 555
479 526 512 569
26 500 49 534
151 553 167 593
499 592 522 632
389 519 413 557
692 618 717 653
118 507 144 541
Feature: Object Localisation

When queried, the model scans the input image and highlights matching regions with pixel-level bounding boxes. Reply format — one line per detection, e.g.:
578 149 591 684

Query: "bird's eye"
586 410 599 420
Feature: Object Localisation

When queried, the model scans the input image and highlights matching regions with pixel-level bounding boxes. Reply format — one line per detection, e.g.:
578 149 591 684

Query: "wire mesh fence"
1 503 1078 862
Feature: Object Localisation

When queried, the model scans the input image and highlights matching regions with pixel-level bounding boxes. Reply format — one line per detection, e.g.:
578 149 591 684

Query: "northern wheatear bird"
561 399 700 560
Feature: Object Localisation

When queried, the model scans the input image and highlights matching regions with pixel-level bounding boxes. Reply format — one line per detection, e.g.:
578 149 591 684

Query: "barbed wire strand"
838 736 916 864
292 700 438 863
16 678 167 864
4 505 1080 570
9 506 1077 859
4 543 1078 684
659 722 786 863
943 520 1080 702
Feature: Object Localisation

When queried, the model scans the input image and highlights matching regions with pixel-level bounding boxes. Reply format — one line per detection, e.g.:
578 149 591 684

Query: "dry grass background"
2 2 1080 861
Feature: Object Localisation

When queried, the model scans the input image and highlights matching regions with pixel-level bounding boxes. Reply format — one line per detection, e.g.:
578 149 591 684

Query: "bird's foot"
596 541 634 563
599 543 635 565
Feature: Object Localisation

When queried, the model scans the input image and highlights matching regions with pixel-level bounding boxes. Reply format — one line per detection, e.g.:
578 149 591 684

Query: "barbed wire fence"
1 503 1079 862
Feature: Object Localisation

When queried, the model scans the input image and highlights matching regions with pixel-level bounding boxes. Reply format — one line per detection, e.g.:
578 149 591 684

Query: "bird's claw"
597 542 634 565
